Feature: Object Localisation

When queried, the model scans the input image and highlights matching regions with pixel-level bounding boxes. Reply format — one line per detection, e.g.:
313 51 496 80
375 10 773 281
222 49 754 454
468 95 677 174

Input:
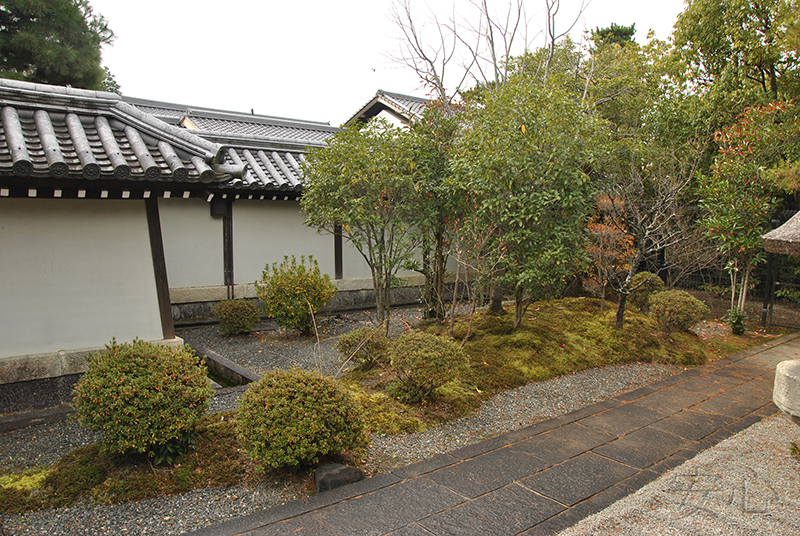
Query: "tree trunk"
513 287 524 329
599 282 606 311
489 281 505 314
615 293 627 329
434 229 446 319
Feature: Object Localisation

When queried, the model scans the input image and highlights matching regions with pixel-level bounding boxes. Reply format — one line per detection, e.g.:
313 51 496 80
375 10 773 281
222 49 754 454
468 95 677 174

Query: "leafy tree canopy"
672 0 799 102
452 73 602 328
301 119 421 327
0 0 115 90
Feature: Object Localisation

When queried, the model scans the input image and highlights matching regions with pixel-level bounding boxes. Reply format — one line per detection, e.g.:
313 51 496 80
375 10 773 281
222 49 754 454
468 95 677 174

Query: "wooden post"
334 224 343 280
223 201 234 299
145 197 175 339
761 252 775 328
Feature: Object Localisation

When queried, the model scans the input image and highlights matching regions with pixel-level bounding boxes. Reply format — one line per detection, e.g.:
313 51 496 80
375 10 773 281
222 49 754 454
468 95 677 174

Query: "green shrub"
628 272 665 313
723 309 748 335
72 339 214 458
650 290 710 334
388 332 470 402
255 255 337 334
237 368 368 469
336 326 390 369
214 299 259 336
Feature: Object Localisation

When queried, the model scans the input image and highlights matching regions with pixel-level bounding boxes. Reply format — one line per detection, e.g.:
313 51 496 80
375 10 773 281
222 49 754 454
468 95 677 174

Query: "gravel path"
558 412 800 536
1 306 682 535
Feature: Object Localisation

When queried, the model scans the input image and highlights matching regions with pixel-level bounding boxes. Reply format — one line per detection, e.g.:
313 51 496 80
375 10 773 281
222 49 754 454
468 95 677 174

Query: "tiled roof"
344 89 430 126
0 80 229 185
0 80 339 197
188 116 333 144
124 96 337 146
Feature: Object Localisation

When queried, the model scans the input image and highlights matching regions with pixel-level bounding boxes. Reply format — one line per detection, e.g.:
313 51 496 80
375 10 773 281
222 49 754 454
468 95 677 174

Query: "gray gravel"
178 307 423 377
1 306 682 535
558 412 800 536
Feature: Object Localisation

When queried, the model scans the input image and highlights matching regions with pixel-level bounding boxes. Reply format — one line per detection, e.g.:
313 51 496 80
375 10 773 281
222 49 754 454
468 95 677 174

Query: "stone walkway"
187 333 800 536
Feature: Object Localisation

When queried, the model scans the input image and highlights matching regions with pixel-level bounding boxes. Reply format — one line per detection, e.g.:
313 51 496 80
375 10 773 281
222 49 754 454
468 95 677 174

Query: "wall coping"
0 337 185 385
168 275 428 304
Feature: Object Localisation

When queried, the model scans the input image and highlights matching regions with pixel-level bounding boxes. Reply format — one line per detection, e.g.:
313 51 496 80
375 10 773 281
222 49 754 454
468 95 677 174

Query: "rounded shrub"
214 299 259 336
388 332 470 402
255 255 337 334
628 272 665 313
236 368 368 469
72 339 214 456
336 326 390 369
650 290 710 334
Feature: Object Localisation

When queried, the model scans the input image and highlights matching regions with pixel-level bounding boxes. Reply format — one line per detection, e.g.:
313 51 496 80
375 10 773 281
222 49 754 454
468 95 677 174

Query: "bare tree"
542 0 589 82
601 142 704 328
391 0 590 105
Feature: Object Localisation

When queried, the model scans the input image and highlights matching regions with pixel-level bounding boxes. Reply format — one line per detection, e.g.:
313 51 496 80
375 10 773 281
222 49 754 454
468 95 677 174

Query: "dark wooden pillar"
223 201 234 299
334 224 343 280
145 197 175 339
761 252 776 328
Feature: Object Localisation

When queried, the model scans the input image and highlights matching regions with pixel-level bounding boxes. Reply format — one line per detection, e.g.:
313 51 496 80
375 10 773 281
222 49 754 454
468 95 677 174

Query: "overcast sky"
90 0 687 127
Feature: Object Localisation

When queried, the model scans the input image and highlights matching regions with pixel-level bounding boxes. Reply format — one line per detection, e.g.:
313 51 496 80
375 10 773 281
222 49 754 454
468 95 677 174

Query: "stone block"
315 463 365 493
774 359 800 425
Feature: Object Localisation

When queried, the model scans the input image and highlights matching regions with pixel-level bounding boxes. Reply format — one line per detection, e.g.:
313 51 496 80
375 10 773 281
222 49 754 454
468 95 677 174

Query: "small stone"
315 463 365 493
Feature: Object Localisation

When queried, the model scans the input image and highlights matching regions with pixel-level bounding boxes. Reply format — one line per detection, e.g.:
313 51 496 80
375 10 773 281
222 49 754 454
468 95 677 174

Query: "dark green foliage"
650 290 711 334
255 255 337 334
388 332 470 402
723 308 748 335
237 369 368 469
336 325 390 369
214 299 259 336
628 272 666 314
592 22 636 48
72 339 214 457
0 0 115 89
148 430 198 466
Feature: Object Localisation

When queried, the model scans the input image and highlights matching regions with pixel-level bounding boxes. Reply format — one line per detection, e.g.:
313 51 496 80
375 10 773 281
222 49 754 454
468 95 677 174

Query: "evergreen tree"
0 0 115 90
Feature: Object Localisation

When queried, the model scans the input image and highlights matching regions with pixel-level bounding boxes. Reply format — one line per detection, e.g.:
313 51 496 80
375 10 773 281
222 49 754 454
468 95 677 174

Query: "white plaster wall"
159 197 223 288
341 238 373 279
339 232 423 280
233 200 339 284
0 198 163 358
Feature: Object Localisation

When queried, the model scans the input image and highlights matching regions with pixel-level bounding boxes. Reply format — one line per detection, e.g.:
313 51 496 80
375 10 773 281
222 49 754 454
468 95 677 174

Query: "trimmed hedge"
236 369 368 469
72 339 214 456
388 332 470 402
650 290 710 333
214 299 259 336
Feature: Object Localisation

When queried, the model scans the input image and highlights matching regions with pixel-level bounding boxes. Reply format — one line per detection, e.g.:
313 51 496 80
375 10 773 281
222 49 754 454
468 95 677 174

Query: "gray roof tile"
0 80 335 194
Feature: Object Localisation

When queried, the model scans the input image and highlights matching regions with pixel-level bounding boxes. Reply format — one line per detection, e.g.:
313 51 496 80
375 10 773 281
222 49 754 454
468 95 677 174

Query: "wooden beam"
145 197 175 339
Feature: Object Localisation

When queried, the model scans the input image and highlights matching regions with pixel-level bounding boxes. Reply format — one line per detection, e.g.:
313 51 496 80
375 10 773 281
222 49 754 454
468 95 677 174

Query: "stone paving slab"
576 401 665 436
417 483 564 536
649 407 737 440
188 332 800 536
426 448 549 499
509 422 613 465
592 426 694 469
520 452 637 506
